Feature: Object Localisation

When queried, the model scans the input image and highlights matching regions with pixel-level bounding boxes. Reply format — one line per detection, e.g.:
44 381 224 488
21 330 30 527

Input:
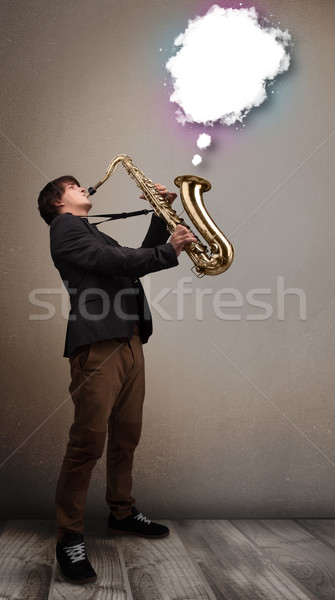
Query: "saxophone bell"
174 174 234 276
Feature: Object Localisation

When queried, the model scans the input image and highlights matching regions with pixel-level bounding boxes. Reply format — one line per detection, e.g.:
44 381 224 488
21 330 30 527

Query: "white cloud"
192 154 203 166
197 133 212 149
166 5 292 130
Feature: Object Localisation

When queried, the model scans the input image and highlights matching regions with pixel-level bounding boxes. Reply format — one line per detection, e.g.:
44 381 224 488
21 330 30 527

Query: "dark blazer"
50 212 178 357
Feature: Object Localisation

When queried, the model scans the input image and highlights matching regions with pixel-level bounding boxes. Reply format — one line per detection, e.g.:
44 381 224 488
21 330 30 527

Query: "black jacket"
50 212 178 357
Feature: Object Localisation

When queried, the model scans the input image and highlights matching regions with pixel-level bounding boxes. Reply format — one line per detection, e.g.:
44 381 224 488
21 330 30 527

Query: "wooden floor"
1 519 335 600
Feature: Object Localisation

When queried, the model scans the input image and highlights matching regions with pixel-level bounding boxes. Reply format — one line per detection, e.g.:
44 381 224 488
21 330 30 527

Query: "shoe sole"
107 527 170 539
61 573 97 585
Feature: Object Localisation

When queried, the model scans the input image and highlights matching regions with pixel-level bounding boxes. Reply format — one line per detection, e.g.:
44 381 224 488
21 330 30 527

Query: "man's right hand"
169 225 198 257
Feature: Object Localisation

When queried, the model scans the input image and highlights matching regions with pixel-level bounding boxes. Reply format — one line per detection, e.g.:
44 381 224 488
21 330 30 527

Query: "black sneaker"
56 533 97 585
108 507 169 538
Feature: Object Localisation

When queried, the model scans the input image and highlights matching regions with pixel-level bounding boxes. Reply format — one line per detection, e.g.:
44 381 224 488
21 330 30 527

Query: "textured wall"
1 0 335 519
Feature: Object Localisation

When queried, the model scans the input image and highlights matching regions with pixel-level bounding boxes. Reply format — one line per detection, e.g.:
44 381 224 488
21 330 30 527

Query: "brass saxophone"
86 154 234 277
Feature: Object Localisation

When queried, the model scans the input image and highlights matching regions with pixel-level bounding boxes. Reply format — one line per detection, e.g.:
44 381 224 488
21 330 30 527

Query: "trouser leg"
106 334 145 520
55 424 106 541
55 338 143 541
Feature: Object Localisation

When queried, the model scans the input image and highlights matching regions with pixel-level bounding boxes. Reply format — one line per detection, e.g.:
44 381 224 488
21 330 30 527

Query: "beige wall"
1 0 335 519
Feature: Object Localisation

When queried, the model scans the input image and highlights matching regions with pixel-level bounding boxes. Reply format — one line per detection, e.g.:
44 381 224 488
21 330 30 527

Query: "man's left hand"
140 183 177 204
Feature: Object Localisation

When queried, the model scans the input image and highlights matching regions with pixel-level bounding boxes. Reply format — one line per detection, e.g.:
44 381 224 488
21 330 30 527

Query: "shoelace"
63 542 86 563
134 512 151 525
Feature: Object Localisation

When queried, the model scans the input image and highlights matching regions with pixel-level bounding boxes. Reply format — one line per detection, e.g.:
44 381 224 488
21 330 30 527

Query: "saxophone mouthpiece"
86 187 97 198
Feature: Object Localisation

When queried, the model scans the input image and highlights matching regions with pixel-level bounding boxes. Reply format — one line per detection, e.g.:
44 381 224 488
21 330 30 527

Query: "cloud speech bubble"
165 5 292 165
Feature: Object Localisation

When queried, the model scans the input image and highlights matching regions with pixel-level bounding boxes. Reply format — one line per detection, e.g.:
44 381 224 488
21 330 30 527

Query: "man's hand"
170 225 197 257
140 183 177 204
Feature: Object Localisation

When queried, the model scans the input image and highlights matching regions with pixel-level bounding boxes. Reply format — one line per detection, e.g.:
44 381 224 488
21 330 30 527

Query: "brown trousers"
55 334 145 541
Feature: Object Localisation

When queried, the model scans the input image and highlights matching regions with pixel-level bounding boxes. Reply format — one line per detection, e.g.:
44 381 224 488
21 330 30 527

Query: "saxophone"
86 154 234 277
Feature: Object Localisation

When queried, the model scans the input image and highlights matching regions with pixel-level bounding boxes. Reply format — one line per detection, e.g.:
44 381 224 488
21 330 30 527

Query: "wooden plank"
234 519 335 600
175 520 317 600
296 519 335 551
2 519 334 600
0 520 55 600
119 520 215 600
52 520 130 600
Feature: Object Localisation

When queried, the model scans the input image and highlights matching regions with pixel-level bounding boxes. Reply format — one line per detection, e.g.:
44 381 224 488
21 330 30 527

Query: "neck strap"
88 208 154 225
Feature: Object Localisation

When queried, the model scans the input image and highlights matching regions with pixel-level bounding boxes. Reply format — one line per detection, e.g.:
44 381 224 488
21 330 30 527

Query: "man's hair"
38 175 80 225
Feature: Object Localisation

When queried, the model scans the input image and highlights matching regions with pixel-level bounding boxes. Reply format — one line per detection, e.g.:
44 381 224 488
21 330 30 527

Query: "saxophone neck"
107 154 129 175
86 154 129 197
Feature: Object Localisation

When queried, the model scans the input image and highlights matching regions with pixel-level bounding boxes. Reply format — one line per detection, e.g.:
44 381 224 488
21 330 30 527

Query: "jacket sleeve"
141 214 171 248
50 214 178 277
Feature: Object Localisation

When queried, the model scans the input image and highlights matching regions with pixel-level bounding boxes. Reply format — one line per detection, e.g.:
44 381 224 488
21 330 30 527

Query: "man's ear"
53 199 65 207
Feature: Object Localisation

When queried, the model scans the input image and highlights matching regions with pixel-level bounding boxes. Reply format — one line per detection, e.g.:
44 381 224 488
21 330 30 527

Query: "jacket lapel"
82 219 119 247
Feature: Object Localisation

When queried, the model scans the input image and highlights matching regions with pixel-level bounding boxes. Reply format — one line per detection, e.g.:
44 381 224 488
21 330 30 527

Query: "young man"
38 175 196 585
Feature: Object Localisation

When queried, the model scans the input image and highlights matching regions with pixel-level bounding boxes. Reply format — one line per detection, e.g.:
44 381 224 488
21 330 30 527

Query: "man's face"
59 182 93 216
